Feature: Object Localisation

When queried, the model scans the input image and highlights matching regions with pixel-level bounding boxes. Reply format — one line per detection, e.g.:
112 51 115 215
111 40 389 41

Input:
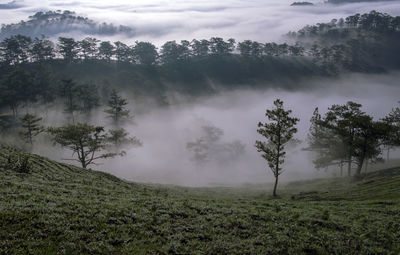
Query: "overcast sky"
1 0 400 44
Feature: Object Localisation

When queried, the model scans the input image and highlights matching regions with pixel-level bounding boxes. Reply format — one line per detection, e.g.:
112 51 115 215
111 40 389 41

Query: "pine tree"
104 90 130 125
47 123 117 169
60 79 81 122
255 99 299 197
19 114 44 145
107 128 142 155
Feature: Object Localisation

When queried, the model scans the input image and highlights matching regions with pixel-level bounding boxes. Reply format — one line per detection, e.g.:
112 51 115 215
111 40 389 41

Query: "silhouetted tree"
59 79 81 122
19 114 44 145
114 41 131 62
307 107 347 175
79 37 99 60
57 37 78 62
264 43 278 56
323 102 366 176
107 128 142 154
160 40 190 64
48 123 117 168
104 89 130 125
255 99 299 196
0 69 35 117
190 39 209 57
78 83 100 114
133 41 157 65
98 41 114 61
238 40 253 58
0 35 32 64
187 125 224 164
30 37 55 62
209 37 235 55
352 115 386 175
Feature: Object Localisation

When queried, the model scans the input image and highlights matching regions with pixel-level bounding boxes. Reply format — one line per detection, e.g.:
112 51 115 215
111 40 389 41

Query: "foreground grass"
0 146 399 254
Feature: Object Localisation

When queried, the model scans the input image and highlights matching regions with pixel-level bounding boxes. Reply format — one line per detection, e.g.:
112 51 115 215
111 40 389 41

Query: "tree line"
1 11 398 75
256 99 400 196
291 10 400 39
0 35 307 65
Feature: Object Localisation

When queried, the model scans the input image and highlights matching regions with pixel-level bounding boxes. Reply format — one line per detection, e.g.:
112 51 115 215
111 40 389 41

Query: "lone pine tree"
255 99 299 197
47 123 117 168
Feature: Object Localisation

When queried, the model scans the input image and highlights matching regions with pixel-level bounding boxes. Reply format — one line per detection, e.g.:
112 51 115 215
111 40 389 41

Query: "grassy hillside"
0 145 399 254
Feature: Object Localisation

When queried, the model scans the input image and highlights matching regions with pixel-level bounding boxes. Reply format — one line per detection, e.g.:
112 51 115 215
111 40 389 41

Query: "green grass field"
1 145 399 254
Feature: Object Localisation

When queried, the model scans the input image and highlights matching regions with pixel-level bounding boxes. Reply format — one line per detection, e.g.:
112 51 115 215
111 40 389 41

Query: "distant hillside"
0 11 399 117
0 145 399 254
0 10 135 40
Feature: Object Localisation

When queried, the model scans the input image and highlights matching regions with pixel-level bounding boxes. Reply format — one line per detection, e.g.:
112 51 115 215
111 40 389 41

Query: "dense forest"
1 11 400 157
0 11 399 112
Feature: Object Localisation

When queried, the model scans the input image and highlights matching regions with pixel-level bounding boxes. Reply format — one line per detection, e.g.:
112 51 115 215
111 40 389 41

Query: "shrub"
5 152 32 173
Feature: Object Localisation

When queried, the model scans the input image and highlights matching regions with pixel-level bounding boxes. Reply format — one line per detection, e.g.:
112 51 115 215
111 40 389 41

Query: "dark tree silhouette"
19 113 44 145
58 37 78 62
48 123 117 169
133 41 157 66
255 99 299 197
104 89 130 125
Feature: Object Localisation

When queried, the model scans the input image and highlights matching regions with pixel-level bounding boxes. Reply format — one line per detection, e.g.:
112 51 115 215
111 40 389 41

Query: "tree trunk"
356 158 363 176
273 175 279 197
365 159 368 173
347 156 352 176
28 128 33 145
340 161 343 177
356 137 368 176
387 148 390 162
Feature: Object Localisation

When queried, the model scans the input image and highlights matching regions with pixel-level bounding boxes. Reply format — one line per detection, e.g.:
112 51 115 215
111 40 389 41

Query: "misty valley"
1 6 400 254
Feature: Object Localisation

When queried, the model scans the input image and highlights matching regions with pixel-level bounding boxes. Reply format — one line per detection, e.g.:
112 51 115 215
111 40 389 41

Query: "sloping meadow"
0 145 399 254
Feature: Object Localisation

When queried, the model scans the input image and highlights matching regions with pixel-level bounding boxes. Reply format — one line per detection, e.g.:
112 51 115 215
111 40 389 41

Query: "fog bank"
1 0 400 44
85 72 400 186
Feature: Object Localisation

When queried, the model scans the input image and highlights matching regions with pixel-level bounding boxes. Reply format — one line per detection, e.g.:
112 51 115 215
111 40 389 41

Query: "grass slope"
0 146 399 254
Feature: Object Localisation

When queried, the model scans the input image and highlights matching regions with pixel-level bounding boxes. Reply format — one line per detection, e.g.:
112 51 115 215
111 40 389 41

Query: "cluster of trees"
292 11 400 39
0 10 135 39
2 87 142 169
0 68 102 120
256 99 400 196
289 11 400 72
307 102 400 176
186 125 246 166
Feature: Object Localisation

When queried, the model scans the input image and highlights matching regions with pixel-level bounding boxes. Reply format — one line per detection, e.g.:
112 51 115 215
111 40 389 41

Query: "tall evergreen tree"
98 41 114 61
30 37 55 62
307 107 347 175
59 79 81 122
19 114 44 145
104 89 130 125
57 37 78 62
79 37 99 60
255 99 299 197
133 41 157 66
